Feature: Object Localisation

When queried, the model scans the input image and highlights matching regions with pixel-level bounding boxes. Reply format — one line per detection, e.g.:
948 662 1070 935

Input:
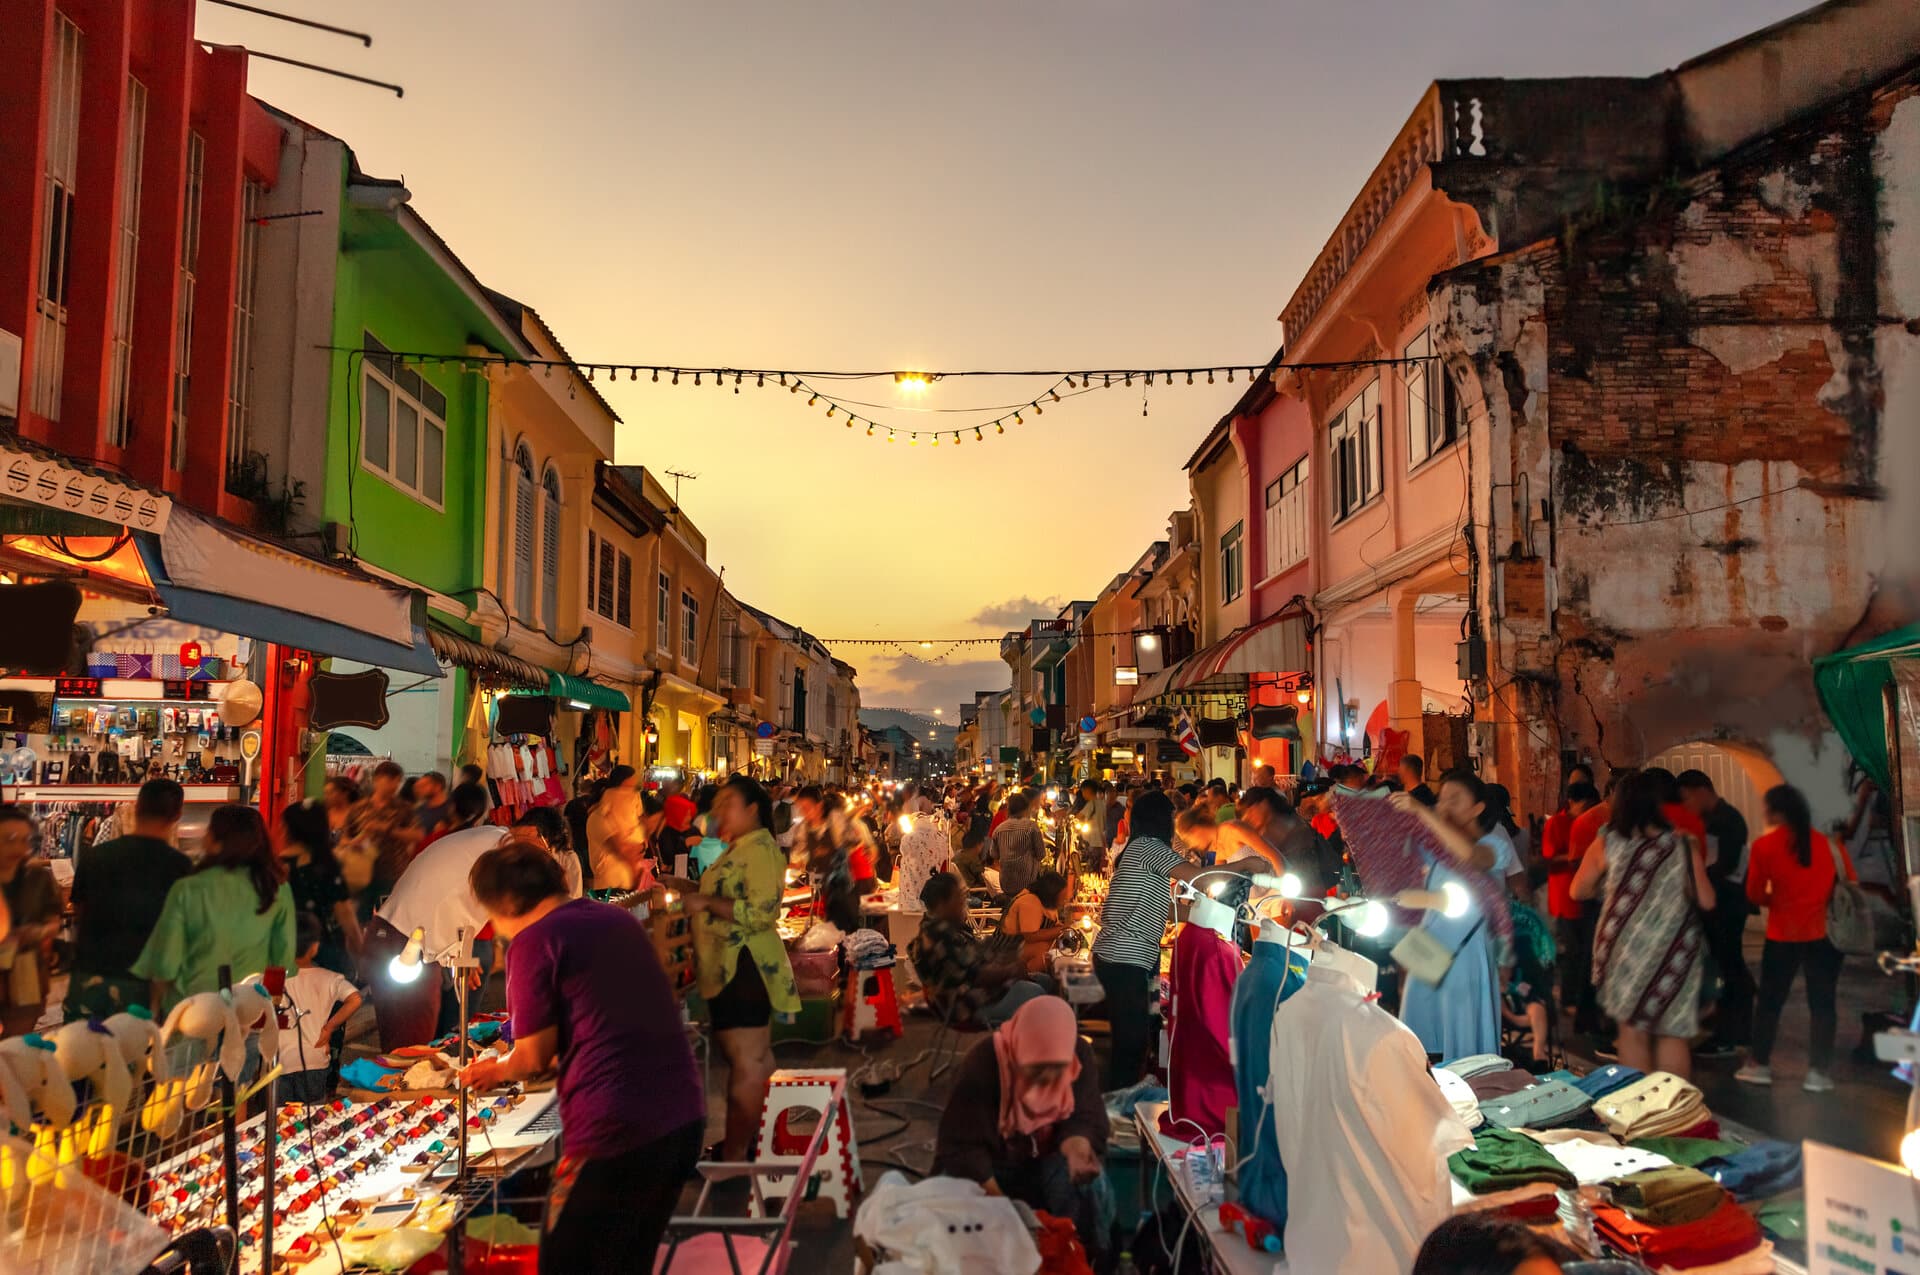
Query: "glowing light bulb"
1296 688 1312 705
808 394 818 406
1902 1128 1920 1175
995 422 1005 434
1207 881 1228 898
1354 900 1391 939
1441 880 1471 919
898 816 913 834
1278 872 1304 898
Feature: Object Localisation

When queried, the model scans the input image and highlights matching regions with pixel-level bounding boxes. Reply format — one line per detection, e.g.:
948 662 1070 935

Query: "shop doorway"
1645 741 1786 838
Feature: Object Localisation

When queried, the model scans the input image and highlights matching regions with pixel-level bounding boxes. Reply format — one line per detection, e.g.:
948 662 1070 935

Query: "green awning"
545 670 631 712
1813 624 1920 790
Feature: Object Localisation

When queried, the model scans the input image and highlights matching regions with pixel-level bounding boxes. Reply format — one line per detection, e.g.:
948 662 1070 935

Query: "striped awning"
1174 611 1309 690
427 625 548 689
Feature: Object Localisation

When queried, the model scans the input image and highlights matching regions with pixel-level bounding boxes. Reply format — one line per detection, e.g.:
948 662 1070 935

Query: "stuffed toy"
0 1034 77 1129
159 991 244 1113
48 1019 132 1123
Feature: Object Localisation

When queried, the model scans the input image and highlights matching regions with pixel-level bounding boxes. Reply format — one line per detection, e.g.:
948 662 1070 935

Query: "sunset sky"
198 0 1809 709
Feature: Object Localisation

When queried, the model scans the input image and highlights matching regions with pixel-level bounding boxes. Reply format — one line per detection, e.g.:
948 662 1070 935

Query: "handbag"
1393 916 1485 987
1826 839 1897 956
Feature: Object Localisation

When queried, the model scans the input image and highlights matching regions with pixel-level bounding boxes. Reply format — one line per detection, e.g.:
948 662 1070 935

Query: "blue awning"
136 509 441 677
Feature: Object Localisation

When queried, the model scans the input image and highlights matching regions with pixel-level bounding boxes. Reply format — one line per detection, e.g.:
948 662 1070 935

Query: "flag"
1175 709 1201 757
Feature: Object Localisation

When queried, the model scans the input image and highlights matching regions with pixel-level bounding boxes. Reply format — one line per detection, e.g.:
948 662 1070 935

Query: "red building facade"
1 0 280 524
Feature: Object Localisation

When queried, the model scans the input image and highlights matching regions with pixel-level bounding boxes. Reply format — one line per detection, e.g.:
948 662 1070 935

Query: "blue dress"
1230 938 1310 1230
1399 852 1502 1060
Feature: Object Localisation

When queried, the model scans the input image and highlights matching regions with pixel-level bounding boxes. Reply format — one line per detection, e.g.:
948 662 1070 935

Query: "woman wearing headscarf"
934 996 1108 1252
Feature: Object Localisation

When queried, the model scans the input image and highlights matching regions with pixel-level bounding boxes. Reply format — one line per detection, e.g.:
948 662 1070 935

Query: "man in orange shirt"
1549 782 1605 1035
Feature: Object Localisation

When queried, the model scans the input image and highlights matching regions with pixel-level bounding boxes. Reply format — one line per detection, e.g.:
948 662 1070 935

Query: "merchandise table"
1134 1101 1283 1275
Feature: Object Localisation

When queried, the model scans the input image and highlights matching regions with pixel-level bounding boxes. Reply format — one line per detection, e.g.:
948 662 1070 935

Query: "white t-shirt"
284 964 357 1071
376 825 505 954
1481 825 1523 880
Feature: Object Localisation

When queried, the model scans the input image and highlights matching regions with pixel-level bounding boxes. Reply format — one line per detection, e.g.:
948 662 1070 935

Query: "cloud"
860 656 1009 713
968 595 1062 629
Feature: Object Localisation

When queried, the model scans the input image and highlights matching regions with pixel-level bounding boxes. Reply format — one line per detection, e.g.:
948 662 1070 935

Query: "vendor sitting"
910 873 1049 1028
934 996 1108 1254
1002 870 1068 974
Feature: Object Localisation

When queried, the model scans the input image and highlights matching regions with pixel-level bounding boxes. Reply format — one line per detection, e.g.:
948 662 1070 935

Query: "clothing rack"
16 798 123 859
323 753 392 783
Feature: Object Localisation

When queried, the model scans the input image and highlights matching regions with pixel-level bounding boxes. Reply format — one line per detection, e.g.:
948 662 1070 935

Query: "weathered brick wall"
1437 69 1916 820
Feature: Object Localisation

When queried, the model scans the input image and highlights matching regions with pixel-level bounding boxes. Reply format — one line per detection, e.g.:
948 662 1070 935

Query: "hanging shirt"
1158 922 1241 1139
1230 937 1309 1230
897 815 951 914
1268 961 1472 1275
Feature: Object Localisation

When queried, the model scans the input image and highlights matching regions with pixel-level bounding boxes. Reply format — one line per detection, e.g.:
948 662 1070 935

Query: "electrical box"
1456 636 1487 680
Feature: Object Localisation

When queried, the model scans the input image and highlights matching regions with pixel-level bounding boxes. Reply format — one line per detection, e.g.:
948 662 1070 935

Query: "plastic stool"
843 963 902 1042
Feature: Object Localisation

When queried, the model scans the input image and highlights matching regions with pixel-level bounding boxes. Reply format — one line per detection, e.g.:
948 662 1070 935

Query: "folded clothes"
1592 1195 1762 1270
1671 1117 1722 1141
1433 1067 1484 1130
1751 1194 1804 1242
1441 1053 1515 1079
1594 1072 1707 1142
1607 1165 1729 1226
1572 1063 1644 1100
1524 1128 1621 1147
1700 1141 1802 1201
1627 1136 1743 1168
1449 1128 1579 1195
1537 1069 1582 1086
1541 1139 1672 1186
1476 1079 1594 1131
1468 1068 1538 1100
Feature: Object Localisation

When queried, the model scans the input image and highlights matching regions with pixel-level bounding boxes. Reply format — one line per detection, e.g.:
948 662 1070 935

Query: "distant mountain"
859 707 951 749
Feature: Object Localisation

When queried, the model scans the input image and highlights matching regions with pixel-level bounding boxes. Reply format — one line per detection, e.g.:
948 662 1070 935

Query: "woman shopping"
1571 770 1713 1079
1387 772 1515 1061
676 776 800 1160
934 996 1109 1255
134 805 297 1012
1737 783 1854 1093
458 840 703 1274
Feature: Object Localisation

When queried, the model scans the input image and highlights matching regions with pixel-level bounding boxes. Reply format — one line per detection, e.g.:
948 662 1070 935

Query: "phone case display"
46 698 244 787
144 1093 527 1272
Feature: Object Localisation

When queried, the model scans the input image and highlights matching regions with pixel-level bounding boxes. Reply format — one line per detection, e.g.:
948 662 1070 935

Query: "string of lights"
324 346 1432 447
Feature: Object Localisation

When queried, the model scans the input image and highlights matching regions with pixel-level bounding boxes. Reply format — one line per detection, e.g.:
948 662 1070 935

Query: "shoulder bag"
1826 839 1896 956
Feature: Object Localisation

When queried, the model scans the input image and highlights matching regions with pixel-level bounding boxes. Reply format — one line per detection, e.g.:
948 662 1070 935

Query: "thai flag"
1175 709 1201 757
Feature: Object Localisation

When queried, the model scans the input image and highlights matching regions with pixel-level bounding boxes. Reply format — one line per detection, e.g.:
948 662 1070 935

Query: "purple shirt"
507 899 703 1160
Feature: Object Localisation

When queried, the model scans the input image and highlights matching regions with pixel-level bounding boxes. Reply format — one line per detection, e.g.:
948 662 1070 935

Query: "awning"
546 670 631 712
136 508 439 676
1 435 172 532
427 625 548 690
1814 623 1920 789
1175 610 1311 690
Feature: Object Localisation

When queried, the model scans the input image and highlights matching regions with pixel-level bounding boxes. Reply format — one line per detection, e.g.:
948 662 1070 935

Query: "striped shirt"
1092 836 1184 970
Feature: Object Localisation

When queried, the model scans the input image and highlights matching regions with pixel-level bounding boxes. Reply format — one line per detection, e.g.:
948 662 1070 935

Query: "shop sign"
161 679 213 701
1804 1141 1919 1270
998 747 1022 764
1111 747 1136 763
756 721 776 739
308 668 392 731
1114 665 1139 685
0 440 171 532
754 738 775 756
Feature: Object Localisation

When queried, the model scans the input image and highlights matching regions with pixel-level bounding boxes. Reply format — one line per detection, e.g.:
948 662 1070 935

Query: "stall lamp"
566 699 592 711
898 815 913 834
1903 1128 1920 1176
388 927 427 984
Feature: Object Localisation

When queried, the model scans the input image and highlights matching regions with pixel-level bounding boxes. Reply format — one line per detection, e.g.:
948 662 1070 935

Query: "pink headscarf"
992 996 1081 1140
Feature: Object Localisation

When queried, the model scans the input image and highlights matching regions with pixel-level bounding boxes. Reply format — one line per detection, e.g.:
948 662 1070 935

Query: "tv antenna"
664 469 699 511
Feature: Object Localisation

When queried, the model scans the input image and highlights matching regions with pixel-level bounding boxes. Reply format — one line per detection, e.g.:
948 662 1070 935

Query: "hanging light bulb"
756 373 764 387
1013 412 1022 425
808 394 819 406
735 372 743 386
1125 373 1133 387
1049 389 1060 402
1033 402 1043 416
671 370 679 385
1207 369 1215 384
887 431 896 443
1103 374 1111 388
826 406 835 418
779 373 787 387
932 435 940 447
586 367 595 381
845 415 854 427
867 423 875 436
694 372 701 386
910 434 919 446
543 365 552 378
1228 368 1236 383
651 369 658 382
1186 372 1194 385
974 427 983 441
995 422 1005 434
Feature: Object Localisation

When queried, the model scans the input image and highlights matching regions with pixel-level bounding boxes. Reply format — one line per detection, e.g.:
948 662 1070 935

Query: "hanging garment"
1267 961 1472 1274
1157 922 1241 1139
1227 938 1308 1231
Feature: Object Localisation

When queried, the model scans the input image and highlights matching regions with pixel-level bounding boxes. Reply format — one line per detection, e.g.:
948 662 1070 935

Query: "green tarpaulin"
1813 624 1920 790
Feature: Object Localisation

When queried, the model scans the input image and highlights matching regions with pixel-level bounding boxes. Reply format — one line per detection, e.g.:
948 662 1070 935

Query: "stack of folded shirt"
1432 1066 1485 1130
1699 1141 1802 1201
1448 1128 1579 1194
1476 1078 1594 1131
1593 1071 1708 1141
1591 1195 1763 1269
1528 1132 1674 1186
1572 1063 1644 1100
1468 1068 1537 1101
1441 1053 1515 1079
1607 1166 1728 1226
1626 1136 1743 1167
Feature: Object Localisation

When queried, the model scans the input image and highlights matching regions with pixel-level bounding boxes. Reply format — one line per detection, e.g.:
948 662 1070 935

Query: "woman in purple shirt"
459 840 704 1273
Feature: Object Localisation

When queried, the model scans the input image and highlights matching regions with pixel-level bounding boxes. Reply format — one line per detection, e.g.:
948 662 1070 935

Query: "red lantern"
179 641 203 669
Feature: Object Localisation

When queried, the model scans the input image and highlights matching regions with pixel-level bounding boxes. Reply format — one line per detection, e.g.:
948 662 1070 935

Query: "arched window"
512 443 536 622
541 466 562 631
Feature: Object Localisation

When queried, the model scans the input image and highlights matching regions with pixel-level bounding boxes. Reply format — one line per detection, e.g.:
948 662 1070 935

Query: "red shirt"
1569 802 1610 866
989 808 1009 836
1540 808 1581 920
849 844 876 882
1747 827 1854 942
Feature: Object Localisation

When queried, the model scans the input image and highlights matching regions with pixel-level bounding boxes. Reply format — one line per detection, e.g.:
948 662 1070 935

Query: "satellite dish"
220 679 264 727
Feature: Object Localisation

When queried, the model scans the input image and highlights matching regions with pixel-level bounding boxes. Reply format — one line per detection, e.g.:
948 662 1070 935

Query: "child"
282 912 362 1104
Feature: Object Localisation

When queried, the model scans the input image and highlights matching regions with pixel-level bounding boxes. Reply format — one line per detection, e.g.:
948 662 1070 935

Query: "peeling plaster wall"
1435 69 1919 823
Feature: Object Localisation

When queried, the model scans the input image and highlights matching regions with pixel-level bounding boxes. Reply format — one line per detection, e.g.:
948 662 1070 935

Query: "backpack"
1826 838 1897 956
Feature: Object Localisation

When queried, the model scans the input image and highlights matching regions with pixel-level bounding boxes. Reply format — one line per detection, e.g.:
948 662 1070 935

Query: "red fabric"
1664 802 1706 846
989 808 1010 836
1592 1196 1760 1269
1156 922 1241 1139
1311 812 1338 839
1032 1212 1095 1275
1671 1117 1721 1141
1747 827 1854 942
1569 803 1610 863
849 844 876 882
1540 809 1582 920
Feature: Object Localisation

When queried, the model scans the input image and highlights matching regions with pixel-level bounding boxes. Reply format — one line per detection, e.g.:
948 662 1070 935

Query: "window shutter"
513 473 536 621
541 493 561 630
616 552 632 628
598 542 616 622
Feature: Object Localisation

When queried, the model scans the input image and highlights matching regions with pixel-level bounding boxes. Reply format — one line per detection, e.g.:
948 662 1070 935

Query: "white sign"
1805 1139 1920 1270
753 738 775 756
0 439 171 532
